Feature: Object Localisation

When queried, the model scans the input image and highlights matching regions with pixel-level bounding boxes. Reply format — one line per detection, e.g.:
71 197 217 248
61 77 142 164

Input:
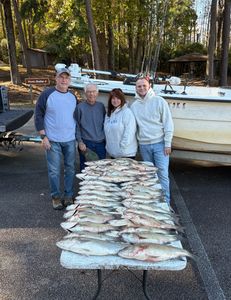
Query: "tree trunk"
0 3 6 38
127 22 134 73
135 17 144 73
219 0 231 86
12 0 32 75
2 0 21 84
207 0 217 86
107 3 114 71
85 0 101 70
97 31 108 70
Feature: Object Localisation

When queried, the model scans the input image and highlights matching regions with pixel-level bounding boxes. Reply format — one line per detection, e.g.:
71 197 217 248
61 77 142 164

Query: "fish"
120 178 159 187
57 238 126 256
63 232 116 242
79 180 118 188
60 221 115 233
122 198 161 205
122 185 163 195
76 174 100 180
76 199 121 208
119 191 162 199
122 200 165 211
85 159 113 166
78 189 117 197
75 194 121 201
68 214 114 224
120 226 176 235
124 213 180 231
108 219 134 227
121 232 179 244
125 208 177 222
118 243 193 262
80 184 121 192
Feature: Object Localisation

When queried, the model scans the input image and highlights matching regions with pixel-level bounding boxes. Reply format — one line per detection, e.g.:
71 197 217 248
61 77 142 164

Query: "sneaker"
52 197 63 210
63 197 74 207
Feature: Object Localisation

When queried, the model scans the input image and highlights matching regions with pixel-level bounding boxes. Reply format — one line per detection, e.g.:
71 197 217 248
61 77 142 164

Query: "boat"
56 63 231 165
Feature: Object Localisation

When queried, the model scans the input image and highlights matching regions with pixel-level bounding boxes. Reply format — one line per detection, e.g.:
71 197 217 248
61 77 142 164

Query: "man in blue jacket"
35 68 77 210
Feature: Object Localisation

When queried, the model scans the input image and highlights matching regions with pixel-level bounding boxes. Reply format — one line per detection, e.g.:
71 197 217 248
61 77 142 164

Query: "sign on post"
25 78 50 103
25 78 50 85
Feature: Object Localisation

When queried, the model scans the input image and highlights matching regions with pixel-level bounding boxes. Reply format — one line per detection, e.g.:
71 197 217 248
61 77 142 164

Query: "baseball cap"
56 67 71 76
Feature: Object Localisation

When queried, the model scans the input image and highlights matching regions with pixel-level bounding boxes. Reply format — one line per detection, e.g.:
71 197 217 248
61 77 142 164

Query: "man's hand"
79 141 87 152
42 136 51 150
164 147 172 156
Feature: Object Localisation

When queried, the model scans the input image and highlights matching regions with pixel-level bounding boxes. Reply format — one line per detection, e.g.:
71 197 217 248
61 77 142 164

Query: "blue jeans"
46 140 76 199
79 139 106 171
139 141 170 204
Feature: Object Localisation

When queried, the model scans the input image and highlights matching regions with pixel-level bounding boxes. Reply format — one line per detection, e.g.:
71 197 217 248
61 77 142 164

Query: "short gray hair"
84 83 99 93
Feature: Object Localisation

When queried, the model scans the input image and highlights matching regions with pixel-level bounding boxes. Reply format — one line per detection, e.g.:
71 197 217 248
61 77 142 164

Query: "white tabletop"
60 239 187 271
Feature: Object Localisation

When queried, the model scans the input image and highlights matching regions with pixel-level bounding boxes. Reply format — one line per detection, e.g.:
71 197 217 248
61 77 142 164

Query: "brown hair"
136 76 150 84
107 88 126 117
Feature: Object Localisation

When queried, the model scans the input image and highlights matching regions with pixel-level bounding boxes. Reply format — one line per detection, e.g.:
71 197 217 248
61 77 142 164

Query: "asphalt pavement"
0 118 230 300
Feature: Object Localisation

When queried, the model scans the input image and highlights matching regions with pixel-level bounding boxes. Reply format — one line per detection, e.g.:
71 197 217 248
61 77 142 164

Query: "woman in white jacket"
104 88 137 158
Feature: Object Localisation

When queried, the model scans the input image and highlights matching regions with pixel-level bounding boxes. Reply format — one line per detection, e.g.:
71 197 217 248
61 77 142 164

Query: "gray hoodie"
131 88 174 147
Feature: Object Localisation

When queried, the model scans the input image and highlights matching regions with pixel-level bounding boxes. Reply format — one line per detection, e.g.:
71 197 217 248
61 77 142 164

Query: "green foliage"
44 0 89 63
15 0 205 72
0 38 21 63
20 0 49 24
172 42 206 58
0 39 9 63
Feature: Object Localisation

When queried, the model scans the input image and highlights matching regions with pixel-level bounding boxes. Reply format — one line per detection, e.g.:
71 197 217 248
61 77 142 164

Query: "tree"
219 0 231 86
85 0 100 69
12 0 32 75
1 0 21 84
207 0 217 85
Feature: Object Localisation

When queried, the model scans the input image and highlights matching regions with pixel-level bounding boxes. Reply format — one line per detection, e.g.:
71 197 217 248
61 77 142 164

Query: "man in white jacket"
131 77 174 204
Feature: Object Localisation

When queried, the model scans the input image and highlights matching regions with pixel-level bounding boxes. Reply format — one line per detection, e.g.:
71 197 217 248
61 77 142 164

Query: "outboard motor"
162 76 181 94
0 86 9 112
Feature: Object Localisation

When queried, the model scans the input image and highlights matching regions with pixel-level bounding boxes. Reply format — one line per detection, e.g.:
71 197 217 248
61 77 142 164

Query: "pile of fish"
57 158 193 263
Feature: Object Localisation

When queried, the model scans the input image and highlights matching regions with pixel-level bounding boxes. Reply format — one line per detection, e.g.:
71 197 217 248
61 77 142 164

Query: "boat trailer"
0 132 41 151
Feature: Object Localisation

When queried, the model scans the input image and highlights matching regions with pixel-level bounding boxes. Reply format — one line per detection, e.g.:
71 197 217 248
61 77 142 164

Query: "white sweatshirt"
104 104 137 158
130 88 174 147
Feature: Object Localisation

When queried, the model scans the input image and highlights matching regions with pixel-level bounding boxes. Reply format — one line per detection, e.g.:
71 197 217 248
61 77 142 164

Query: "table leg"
142 270 151 300
92 269 102 300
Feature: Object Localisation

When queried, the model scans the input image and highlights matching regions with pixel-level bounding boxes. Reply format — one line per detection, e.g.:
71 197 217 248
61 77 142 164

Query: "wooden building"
168 53 209 77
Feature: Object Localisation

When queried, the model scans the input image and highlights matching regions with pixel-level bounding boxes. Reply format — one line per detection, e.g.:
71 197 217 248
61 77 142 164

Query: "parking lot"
0 119 230 299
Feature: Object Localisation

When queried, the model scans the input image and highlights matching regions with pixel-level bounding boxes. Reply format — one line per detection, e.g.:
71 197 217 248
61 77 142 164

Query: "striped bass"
122 200 165 210
118 243 193 262
68 214 114 224
60 221 115 233
124 213 180 230
121 233 179 244
76 199 121 208
120 227 176 235
63 232 116 241
57 238 126 256
79 184 121 192
79 180 118 188
120 178 159 187
125 208 177 222
75 195 121 201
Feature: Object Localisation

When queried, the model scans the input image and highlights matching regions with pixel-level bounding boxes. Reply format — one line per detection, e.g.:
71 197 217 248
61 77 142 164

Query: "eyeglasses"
86 90 97 94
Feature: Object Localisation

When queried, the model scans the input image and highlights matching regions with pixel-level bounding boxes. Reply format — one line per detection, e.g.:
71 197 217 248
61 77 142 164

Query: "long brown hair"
107 88 126 117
